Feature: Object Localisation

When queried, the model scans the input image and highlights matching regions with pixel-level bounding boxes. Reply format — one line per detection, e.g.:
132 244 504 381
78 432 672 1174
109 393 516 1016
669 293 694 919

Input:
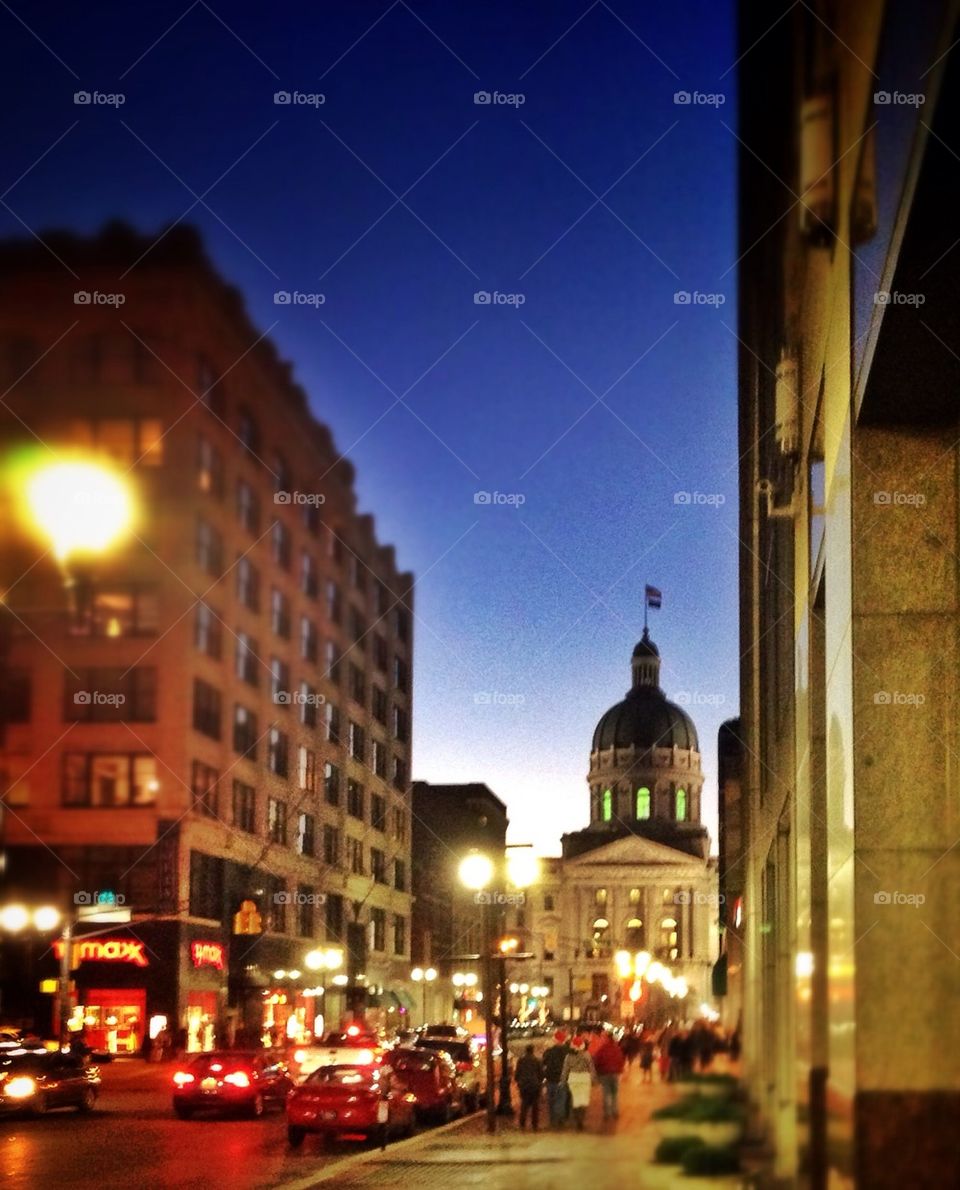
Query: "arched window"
675 788 687 821
591 918 610 956
625 917 644 949
635 787 651 819
658 916 679 961
602 789 613 822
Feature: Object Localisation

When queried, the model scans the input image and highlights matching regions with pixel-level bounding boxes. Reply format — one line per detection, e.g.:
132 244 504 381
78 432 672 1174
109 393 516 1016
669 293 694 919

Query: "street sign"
76 904 131 923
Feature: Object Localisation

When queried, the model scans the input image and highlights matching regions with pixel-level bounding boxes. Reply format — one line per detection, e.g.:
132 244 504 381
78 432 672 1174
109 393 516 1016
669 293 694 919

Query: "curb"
271 1108 481 1190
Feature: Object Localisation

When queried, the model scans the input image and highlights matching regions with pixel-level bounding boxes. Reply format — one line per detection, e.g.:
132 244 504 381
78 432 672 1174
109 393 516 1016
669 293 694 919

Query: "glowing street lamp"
0 904 61 933
410 966 437 1027
458 852 495 891
459 852 497 1134
23 459 135 565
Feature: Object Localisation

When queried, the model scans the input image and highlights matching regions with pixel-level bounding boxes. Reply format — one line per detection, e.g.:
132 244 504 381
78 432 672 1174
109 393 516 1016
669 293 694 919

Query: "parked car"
288 1028 384 1082
171 1051 293 1119
0 1051 100 1115
385 1046 463 1124
414 1037 483 1110
417 1024 468 1041
286 1063 415 1147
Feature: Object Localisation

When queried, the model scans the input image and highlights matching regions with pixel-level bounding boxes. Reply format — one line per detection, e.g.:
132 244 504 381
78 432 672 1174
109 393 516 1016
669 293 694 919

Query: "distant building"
0 223 414 1051
716 718 744 1032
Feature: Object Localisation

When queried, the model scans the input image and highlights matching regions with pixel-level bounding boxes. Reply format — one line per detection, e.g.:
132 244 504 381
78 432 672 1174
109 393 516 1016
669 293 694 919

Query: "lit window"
602 789 612 821
636 787 651 819
675 788 687 821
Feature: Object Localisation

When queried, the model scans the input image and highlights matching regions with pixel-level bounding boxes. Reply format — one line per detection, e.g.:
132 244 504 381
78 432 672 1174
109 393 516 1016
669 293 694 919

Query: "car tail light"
173 1072 195 1087
293 1049 307 1063
223 1071 250 1088
346 1025 361 1037
355 1049 374 1064
210 1063 223 1072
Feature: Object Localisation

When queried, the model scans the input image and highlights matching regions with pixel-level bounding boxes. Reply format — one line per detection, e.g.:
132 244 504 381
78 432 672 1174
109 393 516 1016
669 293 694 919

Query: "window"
301 617 318 664
76 585 159 637
348 836 364 874
347 779 364 819
62 753 158 807
326 893 344 941
591 918 610 956
271 589 291 638
371 907 386 952
371 848 386 884
299 680 319 727
189 851 223 921
595 888 608 909
69 416 164 467
602 788 613 822
658 917 679 961
235 632 259 686
393 656 409 693
66 667 157 723
374 634 388 672
629 887 642 906
394 859 406 892
298 745 316 792
348 554 366 592
196 518 223 577
272 520 291 570
267 797 288 844
325 580 341 625
192 678 221 739
268 727 289 777
195 604 222 659
297 812 316 857
325 702 341 744
375 582 389 617
232 781 256 832
271 451 291 495
296 885 316 937
325 640 341 682
191 761 219 817
675 788 687 821
233 704 258 759
324 761 340 805
303 501 320 537
197 435 223 497
393 914 406 956
301 551 318 599
393 807 407 843
267 878 286 932
394 607 409 643
636 787 651 820
270 656 290 706
372 686 387 724
4 670 30 723
197 355 223 413
323 825 341 866
392 756 407 792
350 663 366 706
238 406 259 455
330 531 346 564
349 721 365 762
372 739 387 779
349 607 367 649
625 917 645 949
544 894 555 912
392 706 409 743
371 793 386 831
237 558 260 612
236 479 260 534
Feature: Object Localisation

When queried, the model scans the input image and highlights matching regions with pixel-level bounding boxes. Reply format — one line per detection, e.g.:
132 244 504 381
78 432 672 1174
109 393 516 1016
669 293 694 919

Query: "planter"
653 1118 742 1147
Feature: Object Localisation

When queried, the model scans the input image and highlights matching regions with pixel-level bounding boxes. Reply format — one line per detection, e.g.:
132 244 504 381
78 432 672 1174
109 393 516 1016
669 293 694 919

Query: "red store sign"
190 941 225 970
54 938 149 968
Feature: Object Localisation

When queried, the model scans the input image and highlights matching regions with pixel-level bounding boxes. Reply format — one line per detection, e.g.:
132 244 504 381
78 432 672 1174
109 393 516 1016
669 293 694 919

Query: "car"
171 1051 293 1119
385 1046 464 1124
413 1036 483 1110
286 1063 415 1148
288 1028 384 1082
417 1024 468 1041
0 1051 100 1115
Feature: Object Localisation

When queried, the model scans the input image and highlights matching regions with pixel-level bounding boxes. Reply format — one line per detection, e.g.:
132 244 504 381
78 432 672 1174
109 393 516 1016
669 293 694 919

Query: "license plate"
322 1110 337 1120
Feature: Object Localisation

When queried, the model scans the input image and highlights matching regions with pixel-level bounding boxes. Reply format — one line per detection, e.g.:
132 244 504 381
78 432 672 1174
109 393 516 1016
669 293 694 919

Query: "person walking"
593 1031 626 1121
542 1030 572 1128
639 1037 655 1084
561 1036 595 1132
514 1044 544 1131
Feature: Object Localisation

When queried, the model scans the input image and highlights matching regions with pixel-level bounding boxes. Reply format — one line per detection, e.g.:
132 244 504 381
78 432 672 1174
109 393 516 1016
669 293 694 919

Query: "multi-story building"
715 718 744 1035
0 223 414 1053
737 2 960 1185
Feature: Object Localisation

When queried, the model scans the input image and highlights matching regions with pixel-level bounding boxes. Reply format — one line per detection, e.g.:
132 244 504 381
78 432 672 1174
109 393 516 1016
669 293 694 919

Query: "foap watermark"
274 689 326 707
74 690 125 707
873 491 926 507
673 90 725 107
674 290 725 306
675 690 726 707
274 890 327 906
674 890 725 906
873 890 925 906
474 890 526 906
473 691 526 706
474 290 525 306
74 890 126 906
74 90 125 106
74 290 125 306
474 90 525 107
674 490 726 506
474 490 526 506
274 290 325 307
874 290 925 306
275 490 326 506
274 90 325 107
874 90 925 108
873 690 926 706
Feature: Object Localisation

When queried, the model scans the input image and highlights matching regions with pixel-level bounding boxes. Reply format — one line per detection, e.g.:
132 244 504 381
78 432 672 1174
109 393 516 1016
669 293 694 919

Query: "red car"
286 1064 415 1147
385 1046 464 1124
172 1051 293 1119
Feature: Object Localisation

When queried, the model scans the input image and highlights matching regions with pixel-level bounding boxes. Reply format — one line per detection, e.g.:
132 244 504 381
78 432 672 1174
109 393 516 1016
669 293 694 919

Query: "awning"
393 989 417 1012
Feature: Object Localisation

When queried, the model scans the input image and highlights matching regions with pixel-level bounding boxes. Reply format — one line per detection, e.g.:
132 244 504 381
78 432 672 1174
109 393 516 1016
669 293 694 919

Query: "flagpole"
644 592 648 633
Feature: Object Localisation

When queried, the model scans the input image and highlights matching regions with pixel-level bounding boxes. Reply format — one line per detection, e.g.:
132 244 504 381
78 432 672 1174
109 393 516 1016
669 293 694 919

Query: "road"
0 1060 411 1190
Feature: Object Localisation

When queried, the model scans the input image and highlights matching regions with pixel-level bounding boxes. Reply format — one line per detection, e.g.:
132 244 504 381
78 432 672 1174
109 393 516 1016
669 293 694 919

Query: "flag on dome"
645 585 662 609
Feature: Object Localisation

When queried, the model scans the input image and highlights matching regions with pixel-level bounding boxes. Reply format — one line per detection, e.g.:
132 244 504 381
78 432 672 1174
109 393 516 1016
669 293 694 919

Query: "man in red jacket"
593 1031 626 1121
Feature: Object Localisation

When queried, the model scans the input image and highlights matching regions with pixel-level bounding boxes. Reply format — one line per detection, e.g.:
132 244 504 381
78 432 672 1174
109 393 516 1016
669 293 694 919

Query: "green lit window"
636 787 651 819
675 788 687 821
602 789 612 821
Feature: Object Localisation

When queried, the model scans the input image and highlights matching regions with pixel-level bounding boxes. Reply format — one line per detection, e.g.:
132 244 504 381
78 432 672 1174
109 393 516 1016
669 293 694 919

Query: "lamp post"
458 852 497 1135
494 846 540 1118
410 966 437 1027
0 904 63 1039
305 947 344 1035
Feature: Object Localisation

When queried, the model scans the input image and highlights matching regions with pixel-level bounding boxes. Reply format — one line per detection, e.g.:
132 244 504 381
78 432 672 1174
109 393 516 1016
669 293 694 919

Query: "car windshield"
305 1066 376 1086
0 1055 49 1074
188 1054 251 1074
417 1040 471 1062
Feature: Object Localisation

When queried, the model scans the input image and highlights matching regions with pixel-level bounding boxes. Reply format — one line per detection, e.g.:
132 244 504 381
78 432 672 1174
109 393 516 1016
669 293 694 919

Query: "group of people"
512 1028 627 1132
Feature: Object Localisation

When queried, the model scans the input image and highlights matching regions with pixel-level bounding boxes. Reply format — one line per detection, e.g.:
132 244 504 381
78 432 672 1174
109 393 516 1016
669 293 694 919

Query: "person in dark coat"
542 1030 572 1127
514 1044 544 1131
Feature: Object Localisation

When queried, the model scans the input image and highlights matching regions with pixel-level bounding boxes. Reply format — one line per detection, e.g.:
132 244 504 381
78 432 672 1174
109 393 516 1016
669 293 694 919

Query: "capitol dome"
592 686 699 752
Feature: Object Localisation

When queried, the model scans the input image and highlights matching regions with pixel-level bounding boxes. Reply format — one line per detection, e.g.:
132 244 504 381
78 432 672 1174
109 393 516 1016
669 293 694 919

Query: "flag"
645 585 662 609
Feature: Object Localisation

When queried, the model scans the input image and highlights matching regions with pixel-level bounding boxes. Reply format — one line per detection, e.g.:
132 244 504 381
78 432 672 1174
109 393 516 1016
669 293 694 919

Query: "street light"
0 904 61 933
22 459 135 565
458 851 497 1135
410 966 437 1027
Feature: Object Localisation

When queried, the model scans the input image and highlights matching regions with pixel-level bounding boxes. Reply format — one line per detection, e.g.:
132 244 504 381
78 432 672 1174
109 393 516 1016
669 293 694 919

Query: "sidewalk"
305 1066 745 1190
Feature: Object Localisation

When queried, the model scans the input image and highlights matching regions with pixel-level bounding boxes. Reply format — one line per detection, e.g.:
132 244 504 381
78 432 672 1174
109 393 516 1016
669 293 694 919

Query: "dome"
592 686 699 752
632 633 659 659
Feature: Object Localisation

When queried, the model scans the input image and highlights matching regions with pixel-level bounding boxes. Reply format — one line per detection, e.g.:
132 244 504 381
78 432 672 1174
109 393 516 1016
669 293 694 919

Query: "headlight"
4 1076 37 1099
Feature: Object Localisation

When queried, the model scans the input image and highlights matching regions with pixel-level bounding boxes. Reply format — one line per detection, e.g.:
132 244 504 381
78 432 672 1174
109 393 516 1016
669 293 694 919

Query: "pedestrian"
619 1031 640 1070
561 1036 595 1132
542 1029 572 1128
514 1043 544 1132
593 1030 626 1121
639 1038 655 1083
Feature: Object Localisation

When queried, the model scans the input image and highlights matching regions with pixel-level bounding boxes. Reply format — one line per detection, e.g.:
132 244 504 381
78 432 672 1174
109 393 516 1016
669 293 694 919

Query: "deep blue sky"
0 1 738 853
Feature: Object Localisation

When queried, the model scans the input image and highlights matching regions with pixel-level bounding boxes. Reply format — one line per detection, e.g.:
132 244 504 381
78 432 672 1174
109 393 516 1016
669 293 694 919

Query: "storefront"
183 936 226 1052
56 935 152 1054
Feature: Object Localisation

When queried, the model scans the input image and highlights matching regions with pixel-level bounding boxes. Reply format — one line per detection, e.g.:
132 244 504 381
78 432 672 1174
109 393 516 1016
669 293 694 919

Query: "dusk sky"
0 0 738 854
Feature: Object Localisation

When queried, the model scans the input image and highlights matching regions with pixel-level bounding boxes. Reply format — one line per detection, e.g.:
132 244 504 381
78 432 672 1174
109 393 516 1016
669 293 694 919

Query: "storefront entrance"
74 988 145 1054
